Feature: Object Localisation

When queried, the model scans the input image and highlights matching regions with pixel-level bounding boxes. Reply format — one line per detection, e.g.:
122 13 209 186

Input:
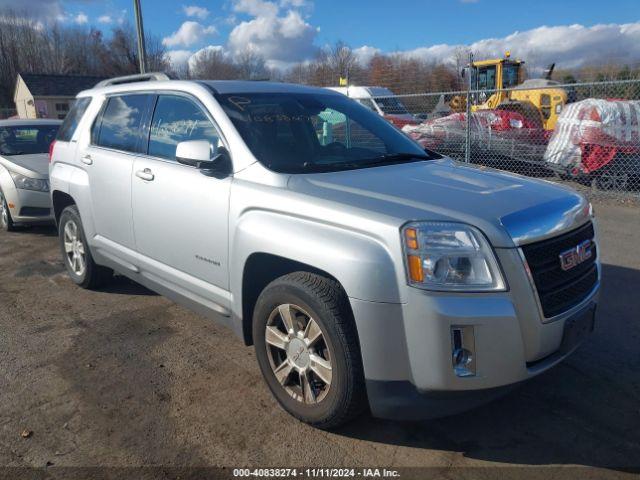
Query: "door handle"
135 168 155 181
81 154 93 165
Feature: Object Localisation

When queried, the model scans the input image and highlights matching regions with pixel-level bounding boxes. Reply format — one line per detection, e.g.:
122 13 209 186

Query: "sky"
3 0 640 72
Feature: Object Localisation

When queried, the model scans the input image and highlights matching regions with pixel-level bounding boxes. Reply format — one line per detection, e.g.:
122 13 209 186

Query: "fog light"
453 347 472 367
451 326 476 377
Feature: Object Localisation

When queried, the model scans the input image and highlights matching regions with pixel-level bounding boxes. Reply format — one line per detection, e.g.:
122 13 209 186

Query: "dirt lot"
0 201 639 478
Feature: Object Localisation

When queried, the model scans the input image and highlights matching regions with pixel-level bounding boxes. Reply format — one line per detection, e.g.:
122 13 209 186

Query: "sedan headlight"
9 172 49 192
401 221 506 291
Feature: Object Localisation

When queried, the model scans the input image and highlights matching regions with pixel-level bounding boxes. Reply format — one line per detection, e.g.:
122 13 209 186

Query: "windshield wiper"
354 151 440 167
295 153 436 173
293 151 441 173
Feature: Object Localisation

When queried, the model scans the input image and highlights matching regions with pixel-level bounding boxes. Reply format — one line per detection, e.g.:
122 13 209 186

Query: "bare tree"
189 49 241 80
0 9 169 107
327 41 357 83
453 46 471 88
236 47 267 80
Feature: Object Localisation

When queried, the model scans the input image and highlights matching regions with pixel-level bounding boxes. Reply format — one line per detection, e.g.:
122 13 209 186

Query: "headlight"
401 221 506 291
9 172 49 192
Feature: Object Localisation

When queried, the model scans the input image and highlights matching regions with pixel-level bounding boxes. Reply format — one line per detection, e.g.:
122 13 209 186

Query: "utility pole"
133 0 147 73
465 51 473 164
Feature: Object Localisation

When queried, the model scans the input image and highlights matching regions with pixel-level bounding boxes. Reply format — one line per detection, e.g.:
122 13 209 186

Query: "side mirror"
176 139 231 178
176 140 215 168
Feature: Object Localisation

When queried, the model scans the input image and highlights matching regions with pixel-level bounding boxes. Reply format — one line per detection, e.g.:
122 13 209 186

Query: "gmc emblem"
559 239 593 271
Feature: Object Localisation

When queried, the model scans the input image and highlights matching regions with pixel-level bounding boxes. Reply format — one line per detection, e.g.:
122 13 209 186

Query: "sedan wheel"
0 193 7 227
265 303 333 405
63 219 87 277
0 191 14 231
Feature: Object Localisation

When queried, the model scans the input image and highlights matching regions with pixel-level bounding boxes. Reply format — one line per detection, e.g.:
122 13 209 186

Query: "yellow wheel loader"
459 53 567 131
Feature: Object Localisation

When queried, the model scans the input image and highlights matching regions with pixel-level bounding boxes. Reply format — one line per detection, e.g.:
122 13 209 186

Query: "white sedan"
0 119 61 231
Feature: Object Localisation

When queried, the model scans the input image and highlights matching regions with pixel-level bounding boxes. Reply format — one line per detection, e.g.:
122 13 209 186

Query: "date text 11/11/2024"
232 468 401 478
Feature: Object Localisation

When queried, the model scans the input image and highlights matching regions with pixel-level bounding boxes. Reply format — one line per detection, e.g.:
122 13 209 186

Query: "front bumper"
350 248 600 421
5 188 53 225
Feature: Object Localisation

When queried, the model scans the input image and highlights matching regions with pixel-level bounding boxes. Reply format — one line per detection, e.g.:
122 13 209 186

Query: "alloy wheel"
63 220 86 276
0 192 7 228
264 303 333 405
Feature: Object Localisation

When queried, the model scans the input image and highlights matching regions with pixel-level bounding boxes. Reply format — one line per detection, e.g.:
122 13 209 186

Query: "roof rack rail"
94 72 171 88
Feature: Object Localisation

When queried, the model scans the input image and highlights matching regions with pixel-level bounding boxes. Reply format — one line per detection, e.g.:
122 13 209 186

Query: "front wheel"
58 205 112 289
0 190 15 232
253 272 366 429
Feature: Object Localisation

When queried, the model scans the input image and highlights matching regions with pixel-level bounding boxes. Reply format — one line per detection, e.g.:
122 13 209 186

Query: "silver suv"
50 73 600 428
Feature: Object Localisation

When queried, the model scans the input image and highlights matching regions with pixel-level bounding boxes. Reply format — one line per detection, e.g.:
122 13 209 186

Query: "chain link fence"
365 79 640 199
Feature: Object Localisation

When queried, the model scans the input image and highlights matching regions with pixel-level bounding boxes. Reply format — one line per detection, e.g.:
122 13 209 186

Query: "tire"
0 189 16 232
58 205 112 289
253 272 366 429
595 162 629 192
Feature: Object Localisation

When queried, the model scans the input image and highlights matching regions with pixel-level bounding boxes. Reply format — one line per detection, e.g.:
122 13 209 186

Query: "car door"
131 93 231 308
83 93 153 253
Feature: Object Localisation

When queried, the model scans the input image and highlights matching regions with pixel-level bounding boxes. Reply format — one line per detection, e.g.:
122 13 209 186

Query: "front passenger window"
148 95 221 161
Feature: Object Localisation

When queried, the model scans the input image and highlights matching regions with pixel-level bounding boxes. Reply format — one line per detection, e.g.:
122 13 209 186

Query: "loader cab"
468 56 525 107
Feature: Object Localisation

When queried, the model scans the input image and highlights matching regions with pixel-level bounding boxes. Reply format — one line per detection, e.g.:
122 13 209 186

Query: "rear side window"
56 97 91 142
148 95 221 161
94 94 149 153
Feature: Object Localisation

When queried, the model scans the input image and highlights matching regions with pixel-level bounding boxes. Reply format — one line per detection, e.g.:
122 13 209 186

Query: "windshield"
0 125 59 156
503 63 520 88
373 96 410 115
216 92 429 173
474 66 497 91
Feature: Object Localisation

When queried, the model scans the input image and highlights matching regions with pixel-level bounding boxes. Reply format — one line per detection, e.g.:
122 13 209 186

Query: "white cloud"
228 1 318 68
279 0 308 7
353 45 381 65
74 13 88 25
165 45 229 71
0 0 62 18
98 15 112 24
162 21 218 47
188 45 227 70
182 5 210 19
233 0 279 18
356 22 640 74
165 49 195 68
117 9 127 25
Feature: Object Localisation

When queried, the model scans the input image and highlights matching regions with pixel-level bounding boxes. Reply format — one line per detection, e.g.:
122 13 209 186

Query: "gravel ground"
0 200 639 479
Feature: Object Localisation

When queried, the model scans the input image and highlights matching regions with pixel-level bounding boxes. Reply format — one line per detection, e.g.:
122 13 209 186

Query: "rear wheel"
0 190 15 232
59 205 112 289
253 272 366 429
595 164 629 191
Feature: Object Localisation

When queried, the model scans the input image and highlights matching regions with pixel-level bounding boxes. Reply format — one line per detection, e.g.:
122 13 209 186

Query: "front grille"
521 222 598 318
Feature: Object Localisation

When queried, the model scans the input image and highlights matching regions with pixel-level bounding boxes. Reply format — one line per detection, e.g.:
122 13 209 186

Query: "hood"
287 158 590 248
0 154 50 178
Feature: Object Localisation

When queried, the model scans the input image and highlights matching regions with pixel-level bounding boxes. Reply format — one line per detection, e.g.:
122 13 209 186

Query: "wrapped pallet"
544 99 640 180
403 110 546 163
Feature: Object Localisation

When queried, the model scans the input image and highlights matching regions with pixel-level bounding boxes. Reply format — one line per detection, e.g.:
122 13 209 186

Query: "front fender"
230 209 405 317
0 165 18 207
